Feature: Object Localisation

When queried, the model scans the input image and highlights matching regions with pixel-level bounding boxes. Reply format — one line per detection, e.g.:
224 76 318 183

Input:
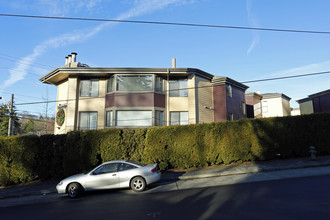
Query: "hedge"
0 113 330 186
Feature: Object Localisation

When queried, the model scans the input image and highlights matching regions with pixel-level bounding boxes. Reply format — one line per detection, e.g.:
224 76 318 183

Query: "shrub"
1 113 330 186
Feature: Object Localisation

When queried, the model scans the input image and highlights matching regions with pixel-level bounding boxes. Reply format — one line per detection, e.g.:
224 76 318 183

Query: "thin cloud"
269 60 330 77
246 0 260 55
2 0 191 90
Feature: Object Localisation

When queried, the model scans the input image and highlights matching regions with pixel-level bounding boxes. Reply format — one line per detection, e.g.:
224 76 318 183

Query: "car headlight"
57 181 63 186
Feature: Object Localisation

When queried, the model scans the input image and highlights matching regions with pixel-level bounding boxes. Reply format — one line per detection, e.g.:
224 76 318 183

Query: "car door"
85 163 120 190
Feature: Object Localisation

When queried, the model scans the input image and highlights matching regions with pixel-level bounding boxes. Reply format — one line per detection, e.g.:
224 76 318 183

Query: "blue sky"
1 0 330 117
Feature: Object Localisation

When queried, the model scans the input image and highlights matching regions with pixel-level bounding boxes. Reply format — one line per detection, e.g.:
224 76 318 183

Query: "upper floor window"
107 76 114 93
226 85 232 98
117 75 152 91
80 80 98 97
170 79 188 97
155 76 164 92
241 101 246 115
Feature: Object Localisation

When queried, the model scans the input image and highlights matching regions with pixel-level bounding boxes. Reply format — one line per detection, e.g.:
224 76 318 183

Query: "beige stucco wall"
55 77 78 135
196 76 213 123
77 79 106 130
168 75 197 125
299 100 314 115
55 80 69 135
66 77 79 132
55 78 106 134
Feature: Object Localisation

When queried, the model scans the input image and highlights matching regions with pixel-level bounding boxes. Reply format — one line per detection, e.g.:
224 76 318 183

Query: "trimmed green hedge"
0 113 330 186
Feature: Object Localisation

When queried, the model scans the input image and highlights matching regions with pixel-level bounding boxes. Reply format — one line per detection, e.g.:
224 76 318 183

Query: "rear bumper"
146 172 161 185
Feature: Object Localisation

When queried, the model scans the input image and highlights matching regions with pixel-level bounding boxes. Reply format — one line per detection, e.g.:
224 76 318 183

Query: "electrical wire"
11 69 330 106
1 13 330 35
0 53 55 70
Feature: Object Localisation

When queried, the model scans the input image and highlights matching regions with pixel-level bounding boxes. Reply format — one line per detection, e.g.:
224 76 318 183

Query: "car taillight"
151 167 157 172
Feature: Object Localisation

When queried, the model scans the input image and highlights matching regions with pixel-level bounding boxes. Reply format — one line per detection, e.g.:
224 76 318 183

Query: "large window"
80 80 99 97
116 110 152 127
116 75 152 91
155 110 164 126
79 112 97 130
169 79 188 97
106 111 113 127
170 112 188 125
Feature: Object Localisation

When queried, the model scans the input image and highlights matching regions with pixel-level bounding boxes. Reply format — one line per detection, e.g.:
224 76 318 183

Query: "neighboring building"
297 89 330 114
261 93 291 118
39 53 248 134
290 108 301 116
245 92 292 118
245 92 263 118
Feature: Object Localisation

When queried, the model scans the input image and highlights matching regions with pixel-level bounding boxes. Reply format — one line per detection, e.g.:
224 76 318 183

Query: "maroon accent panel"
226 87 246 120
105 93 115 108
313 93 330 112
154 93 166 108
213 85 227 122
105 93 165 108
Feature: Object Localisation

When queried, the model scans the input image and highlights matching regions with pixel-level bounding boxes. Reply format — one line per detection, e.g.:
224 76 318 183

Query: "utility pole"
8 94 14 136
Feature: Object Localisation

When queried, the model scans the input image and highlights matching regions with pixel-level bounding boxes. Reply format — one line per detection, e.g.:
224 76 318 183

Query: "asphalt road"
2 174 330 220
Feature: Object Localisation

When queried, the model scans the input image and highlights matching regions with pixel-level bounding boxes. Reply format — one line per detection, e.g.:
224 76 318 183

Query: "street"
1 174 330 220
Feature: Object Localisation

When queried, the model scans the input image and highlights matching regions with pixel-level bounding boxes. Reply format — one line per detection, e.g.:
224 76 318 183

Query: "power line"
12 69 330 106
0 53 55 70
241 70 330 83
1 13 330 35
0 91 46 101
0 66 41 77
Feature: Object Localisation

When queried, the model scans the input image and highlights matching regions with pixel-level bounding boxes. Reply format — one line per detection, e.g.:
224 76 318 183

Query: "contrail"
1 0 185 89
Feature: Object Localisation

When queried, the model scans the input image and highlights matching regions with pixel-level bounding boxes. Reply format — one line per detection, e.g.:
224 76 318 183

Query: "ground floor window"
170 111 188 125
155 110 164 126
116 110 152 126
227 113 234 121
79 112 97 130
106 111 113 127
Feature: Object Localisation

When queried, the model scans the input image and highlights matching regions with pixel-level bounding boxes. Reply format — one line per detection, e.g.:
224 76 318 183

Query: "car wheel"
67 183 83 198
131 176 146 192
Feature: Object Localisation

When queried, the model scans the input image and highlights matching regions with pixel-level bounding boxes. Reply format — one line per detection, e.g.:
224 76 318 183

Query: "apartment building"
39 53 248 134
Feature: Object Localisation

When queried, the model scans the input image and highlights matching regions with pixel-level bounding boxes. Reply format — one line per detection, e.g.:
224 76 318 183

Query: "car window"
118 163 138 171
93 163 118 175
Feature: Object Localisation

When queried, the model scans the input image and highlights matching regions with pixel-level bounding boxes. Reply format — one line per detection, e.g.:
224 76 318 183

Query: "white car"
56 160 161 198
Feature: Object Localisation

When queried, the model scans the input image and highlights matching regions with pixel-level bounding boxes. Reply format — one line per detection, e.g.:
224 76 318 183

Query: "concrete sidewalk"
1 155 330 200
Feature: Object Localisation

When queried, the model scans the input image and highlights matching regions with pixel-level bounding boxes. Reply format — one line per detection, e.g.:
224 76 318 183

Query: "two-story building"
297 89 330 114
39 53 248 134
245 92 292 118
